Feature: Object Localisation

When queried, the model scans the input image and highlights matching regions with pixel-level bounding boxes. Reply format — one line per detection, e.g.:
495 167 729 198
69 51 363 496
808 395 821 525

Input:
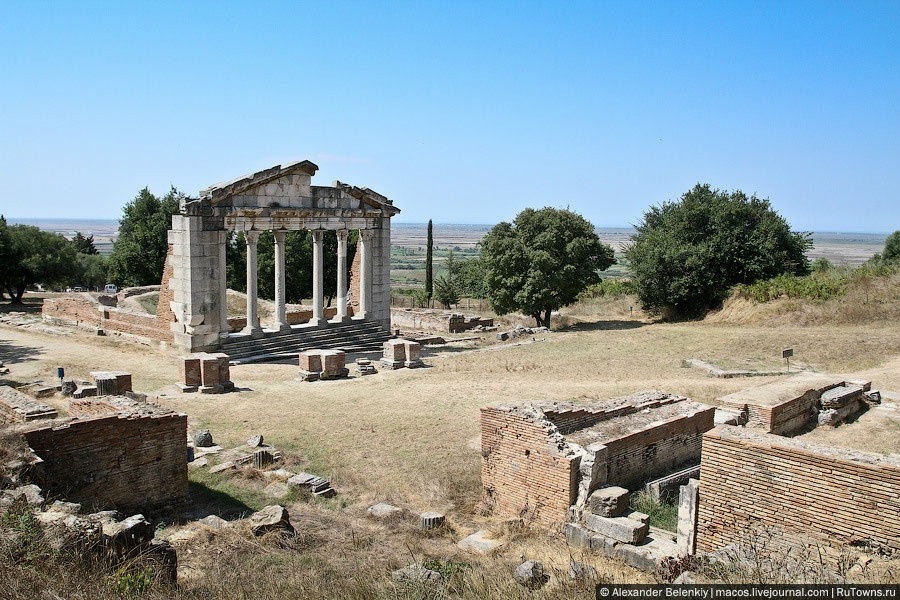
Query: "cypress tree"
425 219 434 299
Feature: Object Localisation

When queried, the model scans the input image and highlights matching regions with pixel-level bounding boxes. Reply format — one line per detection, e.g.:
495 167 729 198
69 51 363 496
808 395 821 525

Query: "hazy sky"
1 1 898 231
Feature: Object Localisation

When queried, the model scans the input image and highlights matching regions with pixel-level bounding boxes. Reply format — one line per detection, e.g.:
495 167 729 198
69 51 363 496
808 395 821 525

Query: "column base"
241 326 264 339
331 315 353 324
308 318 326 327
276 323 293 332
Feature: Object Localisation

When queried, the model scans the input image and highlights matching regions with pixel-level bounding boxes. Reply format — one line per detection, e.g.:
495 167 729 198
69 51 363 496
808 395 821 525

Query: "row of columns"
239 229 373 337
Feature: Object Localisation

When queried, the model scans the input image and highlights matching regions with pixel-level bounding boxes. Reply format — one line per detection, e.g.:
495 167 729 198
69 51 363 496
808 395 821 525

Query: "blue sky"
0 1 897 231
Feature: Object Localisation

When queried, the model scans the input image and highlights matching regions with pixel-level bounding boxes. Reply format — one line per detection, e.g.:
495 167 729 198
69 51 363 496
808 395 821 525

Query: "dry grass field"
1 295 899 595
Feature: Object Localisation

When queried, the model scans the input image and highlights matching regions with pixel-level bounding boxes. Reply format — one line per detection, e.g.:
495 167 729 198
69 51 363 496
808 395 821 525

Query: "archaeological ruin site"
1 160 898 594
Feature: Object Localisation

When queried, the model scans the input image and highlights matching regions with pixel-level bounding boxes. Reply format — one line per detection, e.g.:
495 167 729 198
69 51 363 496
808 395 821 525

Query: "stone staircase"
222 320 390 365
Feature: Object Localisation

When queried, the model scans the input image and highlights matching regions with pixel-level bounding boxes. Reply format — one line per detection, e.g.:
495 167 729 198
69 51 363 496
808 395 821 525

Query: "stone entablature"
168 160 398 352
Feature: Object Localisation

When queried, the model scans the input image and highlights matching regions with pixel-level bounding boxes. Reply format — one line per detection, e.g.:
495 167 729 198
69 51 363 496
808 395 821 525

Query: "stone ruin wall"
480 406 580 529
23 412 188 513
696 426 900 559
602 409 715 490
156 244 177 333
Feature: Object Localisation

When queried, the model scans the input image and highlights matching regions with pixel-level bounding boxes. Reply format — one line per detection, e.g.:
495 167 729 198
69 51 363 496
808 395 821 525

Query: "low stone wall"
696 426 900 560
43 295 172 344
24 411 188 513
391 308 493 333
480 405 580 529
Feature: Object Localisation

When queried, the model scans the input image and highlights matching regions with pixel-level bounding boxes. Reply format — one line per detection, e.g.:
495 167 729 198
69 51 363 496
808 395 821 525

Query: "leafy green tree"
455 256 487 299
0 216 10 299
883 230 900 264
4 225 78 302
70 232 98 255
425 219 434 300
75 253 108 290
434 273 460 309
625 184 811 319
107 187 181 287
480 207 615 327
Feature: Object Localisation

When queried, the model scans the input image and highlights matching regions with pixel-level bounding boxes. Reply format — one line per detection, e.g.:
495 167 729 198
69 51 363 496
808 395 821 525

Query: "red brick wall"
696 426 900 559
480 406 579 529
603 409 715 489
43 290 174 343
24 412 188 513
156 244 176 334
42 296 102 328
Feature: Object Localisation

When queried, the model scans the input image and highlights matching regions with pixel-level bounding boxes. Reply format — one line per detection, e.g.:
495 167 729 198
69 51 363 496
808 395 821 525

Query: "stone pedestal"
402 340 423 368
90 371 132 396
380 339 406 369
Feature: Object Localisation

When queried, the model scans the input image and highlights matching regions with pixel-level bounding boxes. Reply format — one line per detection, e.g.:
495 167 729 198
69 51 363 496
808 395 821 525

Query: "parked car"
104 284 118 294
73 287 85 292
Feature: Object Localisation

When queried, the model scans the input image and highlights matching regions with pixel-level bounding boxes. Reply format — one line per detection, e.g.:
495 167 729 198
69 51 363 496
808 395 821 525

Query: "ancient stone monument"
167 160 398 353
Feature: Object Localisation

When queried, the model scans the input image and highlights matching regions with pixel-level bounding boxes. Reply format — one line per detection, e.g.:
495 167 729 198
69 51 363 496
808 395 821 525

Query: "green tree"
625 184 811 319
425 219 434 300
0 216 10 299
74 253 108 290
883 230 900 264
107 187 182 287
455 256 487 299
480 207 615 327
3 225 78 302
70 232 98 255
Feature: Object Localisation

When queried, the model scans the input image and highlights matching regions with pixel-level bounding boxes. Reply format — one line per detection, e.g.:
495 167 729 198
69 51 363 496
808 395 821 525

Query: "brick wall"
42 296 102 328
24 412 188 512
696 426 900 559
480 406 579 529
603 409 714 489
156 244 176 333
43 294 174 344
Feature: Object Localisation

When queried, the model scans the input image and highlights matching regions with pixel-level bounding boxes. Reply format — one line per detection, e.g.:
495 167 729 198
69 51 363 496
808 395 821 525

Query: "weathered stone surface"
249 505 294 536
420 511 445 530
367 502 403 520
61 379 77 397
820 384 864 409
457 529 504 554
189 457 209 469
564 522 594 549
817 400 863 427
179 355 203 387
147 539 178 584
209 461 234 474
247 434 264 447
0 385 58 421
264 482 290 498
677 479 700 556
200 357 221 386
586 486 629 517
403 340 423 368
513 560 548 589
2 484 44 507
392 564 442 584
50 500 82 515
583 513 649 544
193 429 214 447
569 561 597 581
299 351 322 373
102 514 154 556
198 515 229 529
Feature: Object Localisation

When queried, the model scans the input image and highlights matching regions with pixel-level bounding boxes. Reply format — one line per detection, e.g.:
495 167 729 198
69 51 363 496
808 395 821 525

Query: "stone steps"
223 321 390 364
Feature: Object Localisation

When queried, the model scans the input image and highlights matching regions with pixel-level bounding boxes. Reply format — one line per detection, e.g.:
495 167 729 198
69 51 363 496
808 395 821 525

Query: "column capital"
336 228 349 242
273 229 286 242
244 230 260 244
359 228 375 240
311 229 325 242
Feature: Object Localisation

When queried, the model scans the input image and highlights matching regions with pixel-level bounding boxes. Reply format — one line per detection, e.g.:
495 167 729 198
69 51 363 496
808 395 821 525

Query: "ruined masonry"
168 160 398 353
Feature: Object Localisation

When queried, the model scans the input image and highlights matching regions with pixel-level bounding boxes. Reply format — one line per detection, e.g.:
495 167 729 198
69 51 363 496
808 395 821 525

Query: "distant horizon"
5 216 893 237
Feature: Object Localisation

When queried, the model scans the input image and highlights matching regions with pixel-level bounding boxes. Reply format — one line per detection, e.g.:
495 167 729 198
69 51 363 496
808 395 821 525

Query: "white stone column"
359 229 373 318
311 229 324 325
335 229 349 322
273 230 290 331
219 231 229 338
243 231 262 337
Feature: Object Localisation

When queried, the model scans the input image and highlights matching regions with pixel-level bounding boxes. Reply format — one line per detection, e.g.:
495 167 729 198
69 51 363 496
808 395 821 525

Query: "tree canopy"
71 232 99 255
625 184 811 319
882 230 900 264
480 207 615 327
2 223 78 302
107 187 181 287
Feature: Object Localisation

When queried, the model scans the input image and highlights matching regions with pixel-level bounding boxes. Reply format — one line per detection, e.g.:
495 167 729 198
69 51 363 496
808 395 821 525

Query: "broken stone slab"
198 515 229 529
188 457 209 469
60 379 77 397
193 429 214 447
249 505 294 536
252 449 275 469
261 468 294 481
287 472 330 492
419 511 445 530
147 539 178 584
565 522 594 549
42 515 102 552
820 384 864 409
513 560 548 590
208 461 235 474
102 514 154 557
864 390 882 405
590 531 681 572
586 486 629 517
457 529 504 554
818 400 864 427
247 434 264 447
392 564 442 585
1 484 44 507
73 385 97 399
583 513 649 544
49 500 81 515
367 502 404 520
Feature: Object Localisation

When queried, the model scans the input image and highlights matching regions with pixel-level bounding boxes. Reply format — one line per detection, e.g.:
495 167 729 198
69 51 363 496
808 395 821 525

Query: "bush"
626 184 811 319
734 263 898 304
577 278 634 300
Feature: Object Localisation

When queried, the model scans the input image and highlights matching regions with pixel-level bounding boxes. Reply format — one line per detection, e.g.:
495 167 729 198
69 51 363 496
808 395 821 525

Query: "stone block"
200 356 221 386
320 350 346 374
820 384 864 409
368 502 403 520
457 529 504 554
420 511 445 530
208 352 231 385
179 354 203 387
564 522 593 549
676 479 699 556
586 486 629 517
383 339 406 362
583 513 649 544
299 351 322 373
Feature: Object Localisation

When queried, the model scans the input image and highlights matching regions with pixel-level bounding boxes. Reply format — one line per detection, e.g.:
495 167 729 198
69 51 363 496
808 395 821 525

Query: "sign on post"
782 348 793 372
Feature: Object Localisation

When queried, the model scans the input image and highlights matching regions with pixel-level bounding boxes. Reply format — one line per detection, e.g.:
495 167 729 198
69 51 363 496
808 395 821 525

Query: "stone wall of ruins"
24 412 188 512
480 405 580 529
43 296 172 343
156 244 176 333
602 409 715 490
696 426 900 559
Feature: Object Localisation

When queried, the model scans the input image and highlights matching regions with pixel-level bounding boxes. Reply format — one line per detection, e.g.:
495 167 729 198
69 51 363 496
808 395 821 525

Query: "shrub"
626 184 811 319
578 278 634 300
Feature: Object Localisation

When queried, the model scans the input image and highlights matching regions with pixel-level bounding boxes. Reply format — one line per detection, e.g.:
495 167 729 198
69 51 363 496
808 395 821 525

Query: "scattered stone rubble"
513 560 549 589
178 353 235 393
90 371 132 396
496 325 549 341
299 349 349 381
392 563 443 585
0 385 58 421
355 358 377 376
419 511 445 530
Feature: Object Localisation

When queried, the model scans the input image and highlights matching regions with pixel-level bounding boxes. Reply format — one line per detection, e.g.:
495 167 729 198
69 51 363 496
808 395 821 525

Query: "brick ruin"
390 308 494 333
697 426 899 559
480 391 714 529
